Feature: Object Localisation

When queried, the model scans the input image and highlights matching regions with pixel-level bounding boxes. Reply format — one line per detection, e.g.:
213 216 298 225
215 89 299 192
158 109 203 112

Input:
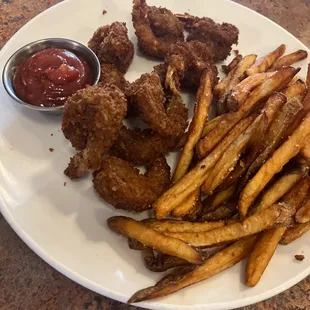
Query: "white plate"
0 0 309 309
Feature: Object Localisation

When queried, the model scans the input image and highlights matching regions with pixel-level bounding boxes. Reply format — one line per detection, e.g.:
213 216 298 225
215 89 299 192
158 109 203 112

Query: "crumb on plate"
295 254 305 261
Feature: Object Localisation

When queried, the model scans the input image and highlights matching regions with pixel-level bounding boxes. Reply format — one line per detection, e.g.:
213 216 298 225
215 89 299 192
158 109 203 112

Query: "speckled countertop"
0 0 309 309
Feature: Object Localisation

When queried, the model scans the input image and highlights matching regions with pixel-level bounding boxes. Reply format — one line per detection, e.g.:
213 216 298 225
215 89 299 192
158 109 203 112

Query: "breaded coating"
165 41 218 92
93 156 171 212
88 22 134 72
110 126 182 165
98 63 128 92
185 17 239 61
127 72 188 137
62 85 127 179
132 0 184 59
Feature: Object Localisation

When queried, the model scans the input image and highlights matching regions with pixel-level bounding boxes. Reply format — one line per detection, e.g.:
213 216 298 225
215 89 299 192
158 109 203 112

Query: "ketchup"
13 48 92 107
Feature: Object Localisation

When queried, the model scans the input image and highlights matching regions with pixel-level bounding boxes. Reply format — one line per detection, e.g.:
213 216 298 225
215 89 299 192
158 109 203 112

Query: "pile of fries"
108 45 310 303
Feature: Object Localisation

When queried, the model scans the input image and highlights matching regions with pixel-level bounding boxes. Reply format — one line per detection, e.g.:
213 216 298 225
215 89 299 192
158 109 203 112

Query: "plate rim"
0 0 309 309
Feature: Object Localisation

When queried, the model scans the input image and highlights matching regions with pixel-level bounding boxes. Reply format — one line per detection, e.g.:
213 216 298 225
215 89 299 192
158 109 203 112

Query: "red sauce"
13 48 92 107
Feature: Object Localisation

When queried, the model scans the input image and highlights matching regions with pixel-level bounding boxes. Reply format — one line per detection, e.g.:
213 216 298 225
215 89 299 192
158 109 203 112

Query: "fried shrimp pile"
98 63 128 92
132 0 184 58
88 22 134 72
127 72 188 137
110 126 182 165
164 41 218 93
177 14 239 61
62 85 127 179
93 156 171 212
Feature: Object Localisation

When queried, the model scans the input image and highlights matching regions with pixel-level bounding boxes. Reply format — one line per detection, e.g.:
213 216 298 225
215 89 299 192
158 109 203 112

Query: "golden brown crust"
98 63 128 92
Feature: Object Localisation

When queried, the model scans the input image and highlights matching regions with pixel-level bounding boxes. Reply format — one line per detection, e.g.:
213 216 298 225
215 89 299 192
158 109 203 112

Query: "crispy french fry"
227 72 275 111
197 67 299 158
128 237 257 303
214 68 235 99
246 44 286 76
222 54 243 74
254 169 308 214
202 113 267 195
201 201 238 221
304 64 310 111
164 203 293 247
295 198 310 224
246 227 286 287
300 137 310 160
245 97 304 182
142 218 226 233
280 222 310 245
217 54 257 114
282 79 307 102
173 70 212 182
201 114 226 138
107 216 202 264
239 112 310 219
154 115 255 219
269 50 308 71
171 189 200 217
209 184 237 208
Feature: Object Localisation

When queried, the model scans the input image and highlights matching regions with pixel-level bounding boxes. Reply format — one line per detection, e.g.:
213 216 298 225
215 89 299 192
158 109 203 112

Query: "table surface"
0 0 309 309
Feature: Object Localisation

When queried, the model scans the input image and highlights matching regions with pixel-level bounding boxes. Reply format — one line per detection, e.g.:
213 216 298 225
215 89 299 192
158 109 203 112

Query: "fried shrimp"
132 0 184 59
93 156 171 212
62 85 127 179
88 22 134 72
164 41 218 94
176 13 239 61
110 126 182 165
127 72 188 137
98 63 128 92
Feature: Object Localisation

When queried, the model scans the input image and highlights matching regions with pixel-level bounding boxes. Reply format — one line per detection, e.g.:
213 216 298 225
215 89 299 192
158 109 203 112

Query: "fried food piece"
246 44 286 76
142 218 226 233
208 184 237 208
93 156 170 212
173 70 213 182
164 203 293 247
300 138 310 160
201 201 238 221
62 85 127 179
154 115 255 219
127 73 188 137
88 22 134 72
282 79 307 102
295 198 310 224
110 126 179 165
201 115 226 138
128 237 256 303
269 50 308 71
197 67 299 158
226 72 275 112
280 222 310 245
171 189 201 217
177 14 239 61
107 216 202 264
132 0 184 58
222 54 243 74
98 63 128 92
165 41 218 94
239 112 310 219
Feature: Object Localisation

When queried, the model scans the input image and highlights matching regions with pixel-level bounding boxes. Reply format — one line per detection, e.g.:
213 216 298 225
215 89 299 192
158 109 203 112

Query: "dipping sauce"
13 48 92 107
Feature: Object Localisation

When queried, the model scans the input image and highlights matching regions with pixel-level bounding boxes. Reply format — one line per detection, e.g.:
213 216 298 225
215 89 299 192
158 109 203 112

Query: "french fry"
173 70 213 182
227 72 275 111
201 201 238 221
209 184 236 208
201 114 226 138
164 203 293 247
197 67 299 158
171 189 200 217
246 44 286 76
142 218 226 233
217 54 257 114
214 69 235 99
282 79 307 102
269 50 308 71
222 54 243 74
128 237 257 303
107 216 202 264
303 64 310 111
295 198 310 224
202 113 268 195
154 115 255 219
300 137 310 160
239 112 310 219
246 227 286 287
244 97 304 182
280 222 310 245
